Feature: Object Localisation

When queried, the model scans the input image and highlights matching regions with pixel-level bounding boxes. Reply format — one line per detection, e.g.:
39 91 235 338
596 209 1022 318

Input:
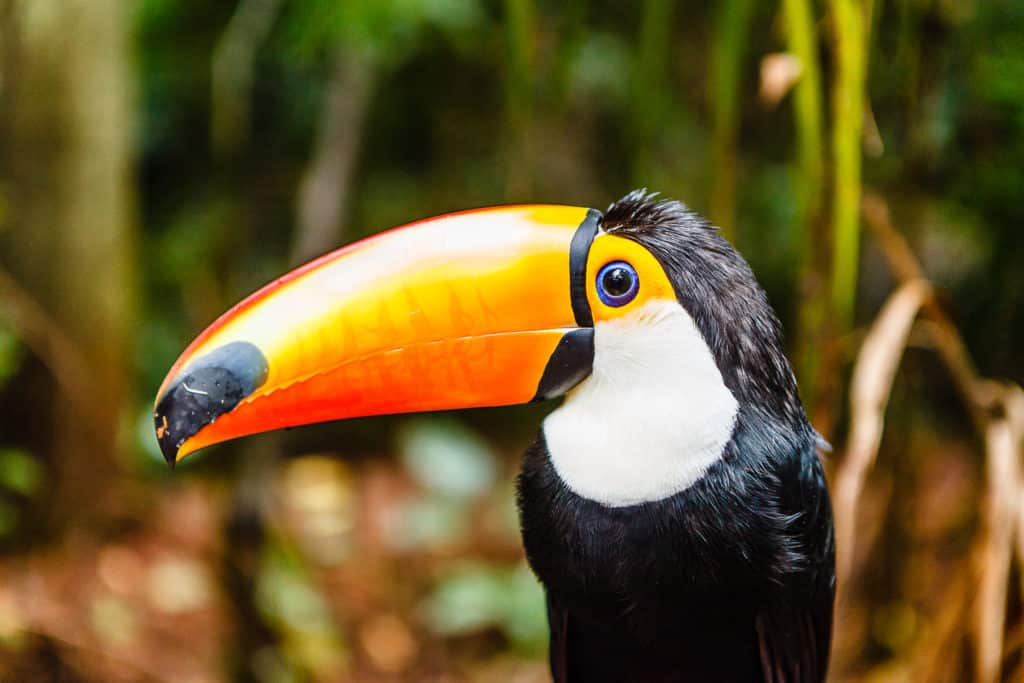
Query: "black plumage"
517 191 835 683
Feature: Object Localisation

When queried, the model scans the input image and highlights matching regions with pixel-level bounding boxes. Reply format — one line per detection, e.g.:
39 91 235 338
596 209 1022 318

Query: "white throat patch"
542 299 739 507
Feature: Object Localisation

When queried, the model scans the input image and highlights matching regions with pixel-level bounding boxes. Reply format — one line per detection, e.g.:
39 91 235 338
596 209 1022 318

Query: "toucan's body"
519 196 834 682
155 191 834 682
521 425 832 683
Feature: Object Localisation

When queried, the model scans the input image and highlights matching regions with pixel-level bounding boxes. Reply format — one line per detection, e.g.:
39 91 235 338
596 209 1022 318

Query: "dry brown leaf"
759 52 803 108
834 279 931 594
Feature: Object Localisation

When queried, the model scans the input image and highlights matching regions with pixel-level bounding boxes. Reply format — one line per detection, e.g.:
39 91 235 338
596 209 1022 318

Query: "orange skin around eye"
584 234 677 322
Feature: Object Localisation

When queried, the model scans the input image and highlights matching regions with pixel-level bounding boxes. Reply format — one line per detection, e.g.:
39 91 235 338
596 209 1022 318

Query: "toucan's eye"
596 261 639 307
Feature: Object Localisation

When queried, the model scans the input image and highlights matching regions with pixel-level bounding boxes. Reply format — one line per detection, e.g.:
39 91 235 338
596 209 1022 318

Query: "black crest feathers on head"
601 190 806 431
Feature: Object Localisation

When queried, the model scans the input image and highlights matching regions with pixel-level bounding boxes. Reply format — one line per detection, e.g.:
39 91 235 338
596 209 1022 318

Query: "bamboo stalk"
784 0 825 228
503 0 535 197
708 0 755 244
829 0 869 331
553 0 587 113
629 0 674 184
783 0 828 413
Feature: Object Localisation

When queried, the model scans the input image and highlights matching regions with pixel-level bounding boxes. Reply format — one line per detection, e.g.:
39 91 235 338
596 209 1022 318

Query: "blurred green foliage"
423 562 548 654
282 0 484 63
257 541 348 678
1 0 1023 680
399 418 498 500
130 0 1024 398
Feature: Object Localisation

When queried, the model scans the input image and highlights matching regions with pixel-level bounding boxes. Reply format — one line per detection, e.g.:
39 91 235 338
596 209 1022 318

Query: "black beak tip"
155 411 179 469
153 341 270 470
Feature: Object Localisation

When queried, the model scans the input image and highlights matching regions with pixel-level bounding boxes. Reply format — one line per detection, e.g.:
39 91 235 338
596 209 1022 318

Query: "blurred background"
0 0 1021 681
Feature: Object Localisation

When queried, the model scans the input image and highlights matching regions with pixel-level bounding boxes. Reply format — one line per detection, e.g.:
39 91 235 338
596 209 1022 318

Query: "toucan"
154 191 835 683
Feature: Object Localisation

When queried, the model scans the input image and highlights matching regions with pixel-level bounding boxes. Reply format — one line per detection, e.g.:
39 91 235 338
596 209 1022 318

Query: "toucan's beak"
155 205 600 465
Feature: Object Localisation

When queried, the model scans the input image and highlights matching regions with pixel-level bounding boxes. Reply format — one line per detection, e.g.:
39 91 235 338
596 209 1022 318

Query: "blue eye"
596 261 639 307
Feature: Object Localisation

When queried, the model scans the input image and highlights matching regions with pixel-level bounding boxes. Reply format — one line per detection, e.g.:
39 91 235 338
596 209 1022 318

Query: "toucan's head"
155 191 804 505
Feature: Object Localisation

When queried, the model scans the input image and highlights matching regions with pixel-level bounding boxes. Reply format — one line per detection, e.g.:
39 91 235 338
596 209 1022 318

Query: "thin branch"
973 386 1023 683
833 278 930 593
862 191 995 428
999 388 1024 666
0 265 109 437
211 0 284 157
291 49 374 265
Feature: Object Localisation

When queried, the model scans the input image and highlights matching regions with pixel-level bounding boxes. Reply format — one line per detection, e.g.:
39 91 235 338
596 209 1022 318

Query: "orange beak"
154 205 600 465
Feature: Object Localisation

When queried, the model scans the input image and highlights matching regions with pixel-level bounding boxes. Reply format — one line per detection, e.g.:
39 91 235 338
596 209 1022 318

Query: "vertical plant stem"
974 408 1020 683
784 0 827 411
829 0 868 332
629 0 673 185
211 0 284 158
291 48 373 265
708 0 755 244
4 0 136 529
504 0 535 198
784 0 825 222
553 0 587 113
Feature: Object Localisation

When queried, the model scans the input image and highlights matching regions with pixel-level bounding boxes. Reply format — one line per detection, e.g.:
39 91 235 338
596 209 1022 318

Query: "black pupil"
603 267 632 296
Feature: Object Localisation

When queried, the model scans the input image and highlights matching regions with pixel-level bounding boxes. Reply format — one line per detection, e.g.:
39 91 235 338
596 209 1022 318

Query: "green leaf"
281 0 484 65
0 449 41 496
397 418 497 499
383 496 469 551
422 563 506 635
422 562 547 652
256 540 348 676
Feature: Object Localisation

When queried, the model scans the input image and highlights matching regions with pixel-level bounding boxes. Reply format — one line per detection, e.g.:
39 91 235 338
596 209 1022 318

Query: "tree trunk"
0 0 135 532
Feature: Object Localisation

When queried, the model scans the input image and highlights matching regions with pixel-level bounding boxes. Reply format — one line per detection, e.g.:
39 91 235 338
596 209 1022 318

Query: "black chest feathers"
516 430 834 683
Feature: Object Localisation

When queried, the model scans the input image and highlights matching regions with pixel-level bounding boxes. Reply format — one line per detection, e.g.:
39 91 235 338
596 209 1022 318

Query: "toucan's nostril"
154 341 268 467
